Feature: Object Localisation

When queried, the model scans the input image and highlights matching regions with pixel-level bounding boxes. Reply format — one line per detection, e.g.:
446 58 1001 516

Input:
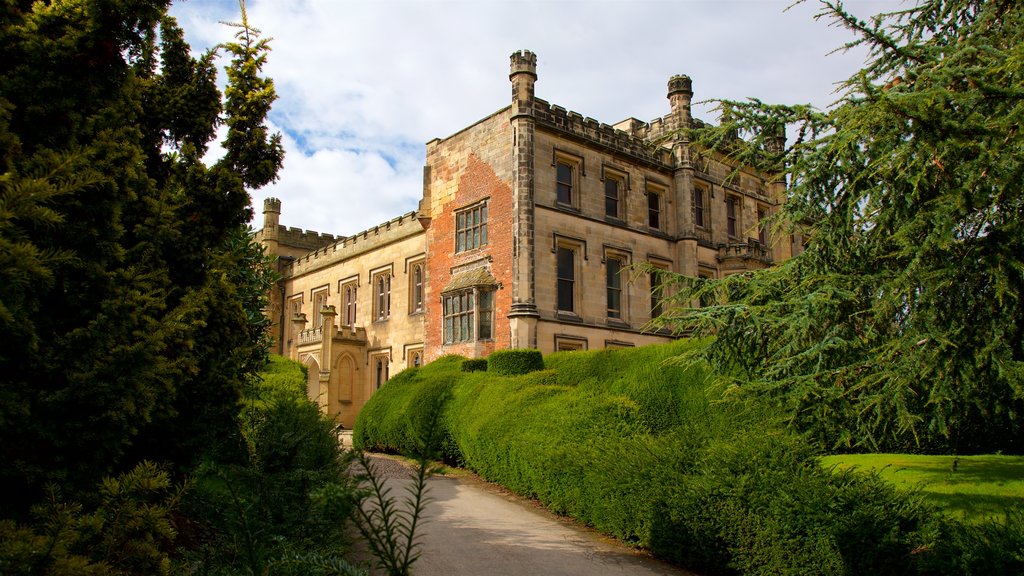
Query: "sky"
169 0 905 237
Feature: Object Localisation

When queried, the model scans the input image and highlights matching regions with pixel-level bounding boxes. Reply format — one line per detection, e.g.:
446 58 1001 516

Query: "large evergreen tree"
654 0 1024 453
0 0 282 512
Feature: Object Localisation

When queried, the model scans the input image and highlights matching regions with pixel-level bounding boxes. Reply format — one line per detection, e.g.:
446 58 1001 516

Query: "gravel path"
357 454 698 576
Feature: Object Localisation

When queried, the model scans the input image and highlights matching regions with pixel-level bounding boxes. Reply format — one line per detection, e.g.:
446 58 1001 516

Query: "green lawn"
821 454 1024 523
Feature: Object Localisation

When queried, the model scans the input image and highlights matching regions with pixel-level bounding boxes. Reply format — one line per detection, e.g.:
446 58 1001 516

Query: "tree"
0 0 282 513
653 0 1024 453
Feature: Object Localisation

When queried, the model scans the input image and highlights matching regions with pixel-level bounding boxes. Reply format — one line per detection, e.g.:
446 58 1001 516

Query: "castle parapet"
533 98 672 168
283 211 423 277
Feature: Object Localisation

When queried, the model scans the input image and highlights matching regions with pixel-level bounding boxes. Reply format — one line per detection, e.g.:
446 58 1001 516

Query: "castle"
256 50 802 427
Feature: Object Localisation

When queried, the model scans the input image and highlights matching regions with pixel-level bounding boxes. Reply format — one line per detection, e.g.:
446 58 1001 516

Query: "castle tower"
262 197 282 254
667 74 693 129
668 75 700 277
507 50 540 349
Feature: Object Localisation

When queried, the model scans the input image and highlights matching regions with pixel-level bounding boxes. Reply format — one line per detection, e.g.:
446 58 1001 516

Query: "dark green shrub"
487 349 544 375
179 356 359 574
461 358 487 372
353 355 465 454
0 462 180 575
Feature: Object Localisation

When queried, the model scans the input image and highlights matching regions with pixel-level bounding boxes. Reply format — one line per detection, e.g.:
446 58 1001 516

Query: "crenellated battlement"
283 211 423 277
275 226 339 249
532 98 674 168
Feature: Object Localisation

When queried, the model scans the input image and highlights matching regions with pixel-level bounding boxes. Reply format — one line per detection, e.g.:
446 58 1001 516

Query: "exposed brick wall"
425 140 514 361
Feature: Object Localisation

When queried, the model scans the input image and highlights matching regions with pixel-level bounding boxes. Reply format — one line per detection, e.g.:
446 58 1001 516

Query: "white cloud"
170 0 905 235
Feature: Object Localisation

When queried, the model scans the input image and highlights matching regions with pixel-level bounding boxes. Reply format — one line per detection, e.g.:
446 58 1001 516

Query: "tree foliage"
653 0 1024 453
0 0 281 512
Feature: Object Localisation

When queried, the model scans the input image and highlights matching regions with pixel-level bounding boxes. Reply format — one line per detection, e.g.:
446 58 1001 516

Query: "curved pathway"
364 455 698 576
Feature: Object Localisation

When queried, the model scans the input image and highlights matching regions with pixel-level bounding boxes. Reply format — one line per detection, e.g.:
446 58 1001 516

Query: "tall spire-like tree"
654 0 1024 453
0 0 281 511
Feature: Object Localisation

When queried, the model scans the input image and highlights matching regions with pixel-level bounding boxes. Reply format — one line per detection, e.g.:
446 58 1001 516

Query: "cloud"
171 0 904 235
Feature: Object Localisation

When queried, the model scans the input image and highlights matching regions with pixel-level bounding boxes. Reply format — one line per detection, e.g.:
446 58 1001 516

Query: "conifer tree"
654 0 1024 453
0 0 281 512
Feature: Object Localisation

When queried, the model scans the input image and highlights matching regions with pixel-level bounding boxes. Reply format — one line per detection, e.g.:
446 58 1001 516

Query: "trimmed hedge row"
486 349 544 375
354 342 1024 574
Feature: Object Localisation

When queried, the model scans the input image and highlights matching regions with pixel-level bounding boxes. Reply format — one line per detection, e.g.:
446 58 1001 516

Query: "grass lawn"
821 453 1024 524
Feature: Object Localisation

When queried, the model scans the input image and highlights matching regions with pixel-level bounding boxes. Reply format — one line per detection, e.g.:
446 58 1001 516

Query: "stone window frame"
338 275 359 327
647 256 673 321
441 286 495 344
287 294 304 320
601 164 628 221
602 245 632 324
554 334 588 352
697 266 718 308
604 339 635 349
403 343 424 370
369 350 391 390
551 149 584 211
455 200 488 253
693 182 710 230
726 194 741 239
552 234 586 319
311 285 330 328
646 181 667 232
756 203 770 246
406 255 426 314
369 265 394 322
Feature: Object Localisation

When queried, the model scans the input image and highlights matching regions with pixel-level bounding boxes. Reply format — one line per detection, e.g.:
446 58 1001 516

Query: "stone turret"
262 197 282 251
510 50 537 111
508 49 541 349
668 74 693 128
263 197 282 230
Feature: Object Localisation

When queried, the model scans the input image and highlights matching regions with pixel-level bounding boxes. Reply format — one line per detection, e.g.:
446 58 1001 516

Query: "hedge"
486 349 544 375
353 342 1024 574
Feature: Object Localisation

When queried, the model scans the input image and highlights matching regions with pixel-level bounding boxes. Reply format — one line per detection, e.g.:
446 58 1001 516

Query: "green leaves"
0 0 283 512
657 0 1024 453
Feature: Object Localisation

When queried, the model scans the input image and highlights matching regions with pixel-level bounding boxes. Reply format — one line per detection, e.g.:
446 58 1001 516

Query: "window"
693 185 708 229
442 288 495 344
650 270 664 319
757 206 768 246
373 355 390 389
287 296 304 321
604 176 622 219
478 289 494 340
556 245 576 313
443 290 473 343
456 203 487 252
373 272 391 321
648 189 662 230
406 347 424 369
409 262 425 313
606 257 623 319
312 288 329 327
556 161 574 206
341 282 357 326
726 195 740 238
555 335 587 352
698 272 714 308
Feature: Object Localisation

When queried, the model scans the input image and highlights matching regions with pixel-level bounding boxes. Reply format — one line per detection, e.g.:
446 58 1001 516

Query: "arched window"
373 272 391 321
412 264 424 313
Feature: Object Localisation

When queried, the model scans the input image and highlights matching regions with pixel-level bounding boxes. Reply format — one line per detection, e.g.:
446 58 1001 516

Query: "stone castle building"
256 50 801 426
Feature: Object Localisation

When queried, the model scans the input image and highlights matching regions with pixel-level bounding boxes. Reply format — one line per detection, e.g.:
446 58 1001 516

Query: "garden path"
363 454 698 576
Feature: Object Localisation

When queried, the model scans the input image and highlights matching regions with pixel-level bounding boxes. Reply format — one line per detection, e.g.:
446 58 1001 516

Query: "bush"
0 462 180 576
353 355 465 455
461 358 487 372
355 341 1013 574
179 355 360 574
487 349 544 375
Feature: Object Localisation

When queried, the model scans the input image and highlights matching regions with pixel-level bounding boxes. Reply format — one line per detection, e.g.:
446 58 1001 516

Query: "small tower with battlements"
508 49 540 350
262 197 282 252
667 74 693 130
